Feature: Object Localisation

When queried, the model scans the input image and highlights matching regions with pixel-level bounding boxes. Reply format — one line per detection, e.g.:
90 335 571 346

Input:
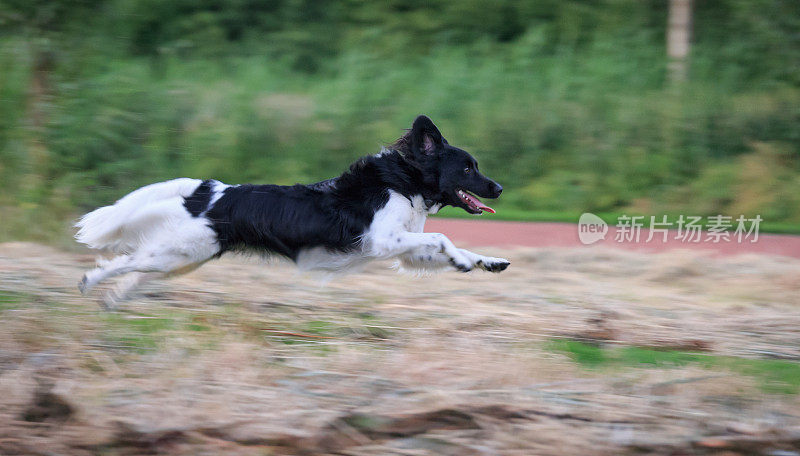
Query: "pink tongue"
463 193 496 214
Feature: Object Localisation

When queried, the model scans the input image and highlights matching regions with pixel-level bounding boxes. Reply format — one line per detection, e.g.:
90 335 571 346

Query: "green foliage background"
0 0 798 242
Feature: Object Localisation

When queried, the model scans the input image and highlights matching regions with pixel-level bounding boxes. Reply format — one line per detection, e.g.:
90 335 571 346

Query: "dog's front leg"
374 232 507 272
373 231 471 271
400 248 509 273
456 248 510 273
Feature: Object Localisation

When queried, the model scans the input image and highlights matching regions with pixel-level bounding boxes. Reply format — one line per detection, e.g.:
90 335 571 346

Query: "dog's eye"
464 167 471 174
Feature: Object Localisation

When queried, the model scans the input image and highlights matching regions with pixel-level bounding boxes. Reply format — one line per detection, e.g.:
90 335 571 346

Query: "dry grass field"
1 242 800 455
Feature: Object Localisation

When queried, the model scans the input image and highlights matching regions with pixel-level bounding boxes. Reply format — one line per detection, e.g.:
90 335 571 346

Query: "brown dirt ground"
1 242 800 455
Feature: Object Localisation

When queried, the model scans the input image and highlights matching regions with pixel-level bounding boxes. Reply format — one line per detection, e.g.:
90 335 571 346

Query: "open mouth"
456 189 496 214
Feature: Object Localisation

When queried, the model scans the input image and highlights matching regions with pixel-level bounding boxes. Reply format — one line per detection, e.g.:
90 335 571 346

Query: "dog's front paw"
478 257 510 273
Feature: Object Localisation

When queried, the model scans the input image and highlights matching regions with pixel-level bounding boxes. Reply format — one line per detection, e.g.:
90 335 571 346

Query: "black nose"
493 183 503 196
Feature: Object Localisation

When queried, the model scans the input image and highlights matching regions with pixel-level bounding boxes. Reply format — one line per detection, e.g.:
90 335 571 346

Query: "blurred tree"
0 0 799 239
667 0 692 83
0 0 108 191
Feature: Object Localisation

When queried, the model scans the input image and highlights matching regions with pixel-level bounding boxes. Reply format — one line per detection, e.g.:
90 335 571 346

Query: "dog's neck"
381 149 441 205
423 198 441 213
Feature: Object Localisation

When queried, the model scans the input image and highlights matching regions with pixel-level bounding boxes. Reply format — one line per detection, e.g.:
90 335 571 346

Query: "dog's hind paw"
78 275 89 295
99 292 119 311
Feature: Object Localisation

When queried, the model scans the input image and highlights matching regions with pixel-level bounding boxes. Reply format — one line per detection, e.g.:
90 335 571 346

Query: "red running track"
426 218 800 259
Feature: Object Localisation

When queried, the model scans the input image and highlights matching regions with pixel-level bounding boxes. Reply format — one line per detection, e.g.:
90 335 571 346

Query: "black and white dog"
76 116 510 305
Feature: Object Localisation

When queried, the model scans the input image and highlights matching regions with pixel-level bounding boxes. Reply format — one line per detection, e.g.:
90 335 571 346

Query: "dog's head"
397 115 503 214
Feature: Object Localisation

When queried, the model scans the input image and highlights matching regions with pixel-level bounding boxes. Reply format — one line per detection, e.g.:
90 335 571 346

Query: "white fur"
205 180 231 215
75 178 203 252
76 178 220 305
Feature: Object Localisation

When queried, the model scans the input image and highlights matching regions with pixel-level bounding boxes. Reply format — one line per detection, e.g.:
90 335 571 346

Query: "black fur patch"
204 152 425 260
183 180 214 217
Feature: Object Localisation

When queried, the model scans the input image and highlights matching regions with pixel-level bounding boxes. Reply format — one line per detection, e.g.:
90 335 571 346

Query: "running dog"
76 115 510 306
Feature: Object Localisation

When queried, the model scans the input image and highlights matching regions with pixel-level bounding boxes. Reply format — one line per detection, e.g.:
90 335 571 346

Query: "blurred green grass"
549 339 800 394
0 290 32 311
1 1 798 242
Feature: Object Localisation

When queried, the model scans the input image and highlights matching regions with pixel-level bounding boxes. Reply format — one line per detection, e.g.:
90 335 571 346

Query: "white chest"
376 191 432 233
363 191 439 256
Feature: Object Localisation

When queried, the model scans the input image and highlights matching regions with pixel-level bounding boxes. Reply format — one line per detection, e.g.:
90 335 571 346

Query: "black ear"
410 115 443 156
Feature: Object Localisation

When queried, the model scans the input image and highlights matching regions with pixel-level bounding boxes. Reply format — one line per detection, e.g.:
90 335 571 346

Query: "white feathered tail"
75 178 202 253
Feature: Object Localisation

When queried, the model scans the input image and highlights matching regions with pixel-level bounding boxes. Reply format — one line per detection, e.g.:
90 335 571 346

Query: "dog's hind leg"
80 254 137 295
100 272 160 310
80 249 215 295
79 211 220 305
100 256 214 308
